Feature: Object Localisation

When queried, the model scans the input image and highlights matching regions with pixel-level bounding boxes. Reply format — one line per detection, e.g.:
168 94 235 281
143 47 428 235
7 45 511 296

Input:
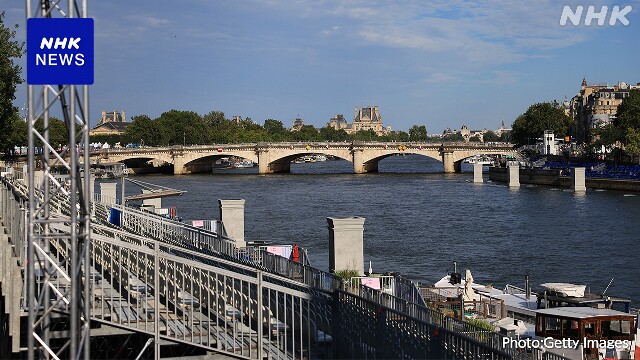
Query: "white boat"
233 160 255 168
430 268 637 359
213 157 232 170
314 154 327 162
540 282 586 297
463 155 494 165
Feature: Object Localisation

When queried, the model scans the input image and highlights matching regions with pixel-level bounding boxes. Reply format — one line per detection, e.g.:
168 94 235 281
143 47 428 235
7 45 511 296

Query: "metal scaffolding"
25 1 91 359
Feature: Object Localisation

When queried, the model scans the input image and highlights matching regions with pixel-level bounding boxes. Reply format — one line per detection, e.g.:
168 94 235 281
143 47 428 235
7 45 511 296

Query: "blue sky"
4 0 640 133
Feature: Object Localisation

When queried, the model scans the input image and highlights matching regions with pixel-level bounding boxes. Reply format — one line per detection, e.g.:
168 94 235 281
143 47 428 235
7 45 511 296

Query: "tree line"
87 110 445 147
510 90 640 161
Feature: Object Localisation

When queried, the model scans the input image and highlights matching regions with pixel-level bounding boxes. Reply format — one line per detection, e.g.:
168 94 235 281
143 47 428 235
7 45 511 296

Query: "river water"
111 155 640 306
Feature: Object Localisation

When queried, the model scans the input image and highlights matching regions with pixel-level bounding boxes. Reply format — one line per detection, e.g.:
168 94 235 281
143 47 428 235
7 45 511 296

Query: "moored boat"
233 160 255 168
427 266 637 359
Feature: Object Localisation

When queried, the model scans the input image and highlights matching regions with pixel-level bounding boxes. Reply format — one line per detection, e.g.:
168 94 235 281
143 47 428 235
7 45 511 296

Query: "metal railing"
2 173 574 360
88 193 571 359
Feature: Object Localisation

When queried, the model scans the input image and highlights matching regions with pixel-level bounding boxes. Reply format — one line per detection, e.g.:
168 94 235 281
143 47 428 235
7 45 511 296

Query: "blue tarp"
109 208 121 226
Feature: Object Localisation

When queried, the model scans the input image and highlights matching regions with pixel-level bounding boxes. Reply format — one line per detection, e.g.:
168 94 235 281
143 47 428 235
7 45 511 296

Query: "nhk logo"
560 5 632 26
37 37 85 66
27 18 94 85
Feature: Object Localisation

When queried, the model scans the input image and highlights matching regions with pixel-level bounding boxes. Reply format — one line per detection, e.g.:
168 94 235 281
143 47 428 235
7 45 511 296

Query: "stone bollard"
100 182 117 205
327 217 365 276
508 165 520 188
571 167 586 193
219 199 246 248
473 162 483 183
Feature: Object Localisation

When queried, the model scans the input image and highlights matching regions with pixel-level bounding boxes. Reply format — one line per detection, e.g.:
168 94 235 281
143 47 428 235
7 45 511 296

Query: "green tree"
625 127 640 164
291 125 320 141
4 114 27 153
0 12 25 153
204 111 236 143
350 129 377 141
469 135 482 142
442 132 464 142
511 101 572 147
157 110 207 145
33 117 69 149
124 115 165 146
482 131 500 143
263 119 290 141
319 126 349 141
408 125 428 141
615 89 640 134
499 131 512 143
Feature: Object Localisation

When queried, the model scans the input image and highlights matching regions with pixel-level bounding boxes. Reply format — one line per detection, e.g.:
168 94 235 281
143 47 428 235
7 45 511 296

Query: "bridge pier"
258 160 290 174
353 149 378 174
473 163 483 183
257 149 291 174
571 167 586 193
508 165 520 188
442 152 455 173
173 156 188 175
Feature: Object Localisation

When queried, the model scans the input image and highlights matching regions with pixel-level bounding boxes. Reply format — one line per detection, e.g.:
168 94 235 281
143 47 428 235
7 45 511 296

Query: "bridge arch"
181 152 259 173
256 144 353 174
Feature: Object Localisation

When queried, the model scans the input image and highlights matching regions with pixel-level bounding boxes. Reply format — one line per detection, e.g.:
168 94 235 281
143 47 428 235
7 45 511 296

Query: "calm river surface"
113 155 640 306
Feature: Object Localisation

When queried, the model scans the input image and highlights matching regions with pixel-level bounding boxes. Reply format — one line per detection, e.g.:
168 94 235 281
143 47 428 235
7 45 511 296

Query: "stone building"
290 117 305 131
327 114 348 130
90 110 128 136
570 79 640 143
326 106 391 136
460 125 486 142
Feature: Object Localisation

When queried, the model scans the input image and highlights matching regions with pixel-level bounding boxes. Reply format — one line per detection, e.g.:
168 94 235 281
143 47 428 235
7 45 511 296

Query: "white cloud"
249 0 618 84
123 15 171 28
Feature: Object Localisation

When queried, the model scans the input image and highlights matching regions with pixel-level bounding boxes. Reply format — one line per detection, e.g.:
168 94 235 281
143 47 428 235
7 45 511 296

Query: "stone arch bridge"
90 142 516 175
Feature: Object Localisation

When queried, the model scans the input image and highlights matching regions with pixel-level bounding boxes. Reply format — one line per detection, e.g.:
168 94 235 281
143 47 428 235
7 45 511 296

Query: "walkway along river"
106 155 640 307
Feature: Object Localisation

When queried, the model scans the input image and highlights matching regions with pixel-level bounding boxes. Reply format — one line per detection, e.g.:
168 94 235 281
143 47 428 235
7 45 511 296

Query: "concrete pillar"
173 156 187 175
442 152 455 173
34 170 44 187
353 149 365 174
473 162 483 183
257 150 270 174
508 165 520 188
22 165 29 187
100 182 117 204
81 172 95 200
571 167 586 193
89 174 95 201
327 217 365 276
219 199 246 248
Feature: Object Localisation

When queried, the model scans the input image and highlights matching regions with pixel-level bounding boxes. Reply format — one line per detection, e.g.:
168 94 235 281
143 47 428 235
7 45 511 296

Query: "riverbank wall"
488 167 640 192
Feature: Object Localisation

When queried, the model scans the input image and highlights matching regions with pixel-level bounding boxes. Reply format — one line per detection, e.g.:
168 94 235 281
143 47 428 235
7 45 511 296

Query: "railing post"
256 270 263 360
154 240 160 360
331 291 342 359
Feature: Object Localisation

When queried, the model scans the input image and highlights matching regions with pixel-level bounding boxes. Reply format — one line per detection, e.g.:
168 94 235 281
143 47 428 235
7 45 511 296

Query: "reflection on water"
105 155 640 306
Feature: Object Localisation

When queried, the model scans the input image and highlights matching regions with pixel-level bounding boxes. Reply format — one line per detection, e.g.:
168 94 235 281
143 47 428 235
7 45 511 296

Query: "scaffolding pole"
26 1 91 359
